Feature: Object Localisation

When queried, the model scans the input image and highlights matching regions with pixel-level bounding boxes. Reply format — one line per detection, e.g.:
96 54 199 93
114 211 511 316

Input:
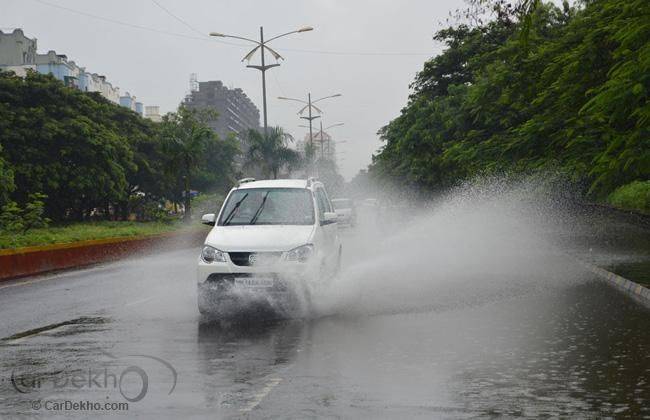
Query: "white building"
119 92 137 111
0 29 36 66
145 106 162 122
79 71 120 104
0 28 140 109
34 51 82 88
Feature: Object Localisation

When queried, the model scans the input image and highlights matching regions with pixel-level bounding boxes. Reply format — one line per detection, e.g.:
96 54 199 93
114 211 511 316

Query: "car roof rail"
237 177 256 186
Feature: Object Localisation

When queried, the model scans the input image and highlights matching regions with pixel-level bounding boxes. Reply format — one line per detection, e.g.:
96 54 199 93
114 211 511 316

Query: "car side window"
315 188 330 222
321 188 333 213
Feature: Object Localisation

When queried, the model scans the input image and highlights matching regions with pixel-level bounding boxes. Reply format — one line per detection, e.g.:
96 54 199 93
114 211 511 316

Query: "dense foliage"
160 106 238 220
607 181 650 215
0 71 239 224
372 0 649 207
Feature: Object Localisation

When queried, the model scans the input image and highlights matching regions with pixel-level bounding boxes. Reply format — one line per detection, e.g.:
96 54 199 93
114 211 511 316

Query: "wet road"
1 218 649 418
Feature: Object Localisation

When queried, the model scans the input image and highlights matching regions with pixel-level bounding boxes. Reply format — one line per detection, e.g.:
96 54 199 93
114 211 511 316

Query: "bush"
0 201 23 232
127 195 176 223
0 193 50 233
607 181 650 214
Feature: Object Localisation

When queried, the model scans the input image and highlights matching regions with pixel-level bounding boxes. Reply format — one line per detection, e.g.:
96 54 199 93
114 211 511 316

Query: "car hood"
204 225 315 252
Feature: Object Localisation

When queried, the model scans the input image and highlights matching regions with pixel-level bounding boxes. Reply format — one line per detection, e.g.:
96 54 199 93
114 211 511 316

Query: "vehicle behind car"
197 178 341 318
331 198 357 227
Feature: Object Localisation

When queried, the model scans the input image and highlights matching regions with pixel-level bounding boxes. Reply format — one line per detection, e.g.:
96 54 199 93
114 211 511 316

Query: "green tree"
160 106 223 221
372 0 649 209
243 127 300 179
0 193 50 233
0 143 14 207
193 132 240 194
0 71 134 220
0 70 241 223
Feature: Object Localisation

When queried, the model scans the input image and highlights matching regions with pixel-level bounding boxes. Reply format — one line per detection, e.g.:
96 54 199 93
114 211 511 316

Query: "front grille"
228 252 283 266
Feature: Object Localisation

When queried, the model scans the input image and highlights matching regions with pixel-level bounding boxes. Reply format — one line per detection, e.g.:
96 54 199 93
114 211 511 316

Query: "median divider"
0 228 209 281
575 257 650 308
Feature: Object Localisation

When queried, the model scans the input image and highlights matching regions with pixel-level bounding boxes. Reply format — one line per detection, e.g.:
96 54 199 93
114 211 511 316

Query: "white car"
331 198 357 227
197 178 342 317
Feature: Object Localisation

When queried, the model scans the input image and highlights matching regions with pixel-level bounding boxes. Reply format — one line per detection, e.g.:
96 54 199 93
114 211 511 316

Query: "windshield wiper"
222 193 249 225
249 191 270 225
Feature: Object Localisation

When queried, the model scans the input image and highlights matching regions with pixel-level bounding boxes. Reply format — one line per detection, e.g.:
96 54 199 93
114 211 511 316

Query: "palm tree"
243 127 301 179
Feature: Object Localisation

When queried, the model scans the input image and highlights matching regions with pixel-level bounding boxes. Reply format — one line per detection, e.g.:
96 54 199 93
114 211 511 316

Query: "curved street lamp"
278 93 342 155
210 26 313 136
317 122 344 159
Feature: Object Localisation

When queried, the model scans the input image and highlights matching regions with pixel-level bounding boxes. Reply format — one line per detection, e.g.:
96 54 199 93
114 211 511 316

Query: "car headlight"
201 245 227 263
284 244 314 262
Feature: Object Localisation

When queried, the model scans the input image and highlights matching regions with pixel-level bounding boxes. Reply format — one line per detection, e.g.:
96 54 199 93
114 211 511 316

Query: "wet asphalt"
0 216 649 419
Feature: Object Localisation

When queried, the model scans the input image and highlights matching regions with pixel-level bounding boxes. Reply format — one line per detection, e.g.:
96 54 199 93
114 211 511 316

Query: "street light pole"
319 120 324 159
210 26 313 137
308 93 314 153
321 122 344 159
259 27 269 136
278 93 341 162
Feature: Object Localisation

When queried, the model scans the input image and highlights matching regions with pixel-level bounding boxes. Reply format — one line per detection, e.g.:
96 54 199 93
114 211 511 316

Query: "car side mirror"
201 213 216 226
322 212 338 225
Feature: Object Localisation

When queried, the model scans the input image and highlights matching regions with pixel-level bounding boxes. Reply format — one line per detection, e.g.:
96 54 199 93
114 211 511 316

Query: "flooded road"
0 241 648 417
1 192 649 418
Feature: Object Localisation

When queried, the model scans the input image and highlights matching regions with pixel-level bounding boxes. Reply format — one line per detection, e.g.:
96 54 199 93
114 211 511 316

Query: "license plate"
234 277 274 288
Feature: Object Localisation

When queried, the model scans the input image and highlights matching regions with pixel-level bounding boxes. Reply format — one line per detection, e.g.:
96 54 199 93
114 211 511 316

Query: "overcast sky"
3 0 466 179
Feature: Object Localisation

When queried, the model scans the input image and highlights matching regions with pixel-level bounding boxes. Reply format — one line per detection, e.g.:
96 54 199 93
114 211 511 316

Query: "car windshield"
219 188 315 226
332 199 352 210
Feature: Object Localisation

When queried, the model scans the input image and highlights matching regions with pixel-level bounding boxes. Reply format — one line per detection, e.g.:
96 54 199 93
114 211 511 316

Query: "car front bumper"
197 259 311 316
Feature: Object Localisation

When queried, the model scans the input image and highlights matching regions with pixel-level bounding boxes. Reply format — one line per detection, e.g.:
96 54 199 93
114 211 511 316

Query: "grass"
607 180 650 215
0 221 199 250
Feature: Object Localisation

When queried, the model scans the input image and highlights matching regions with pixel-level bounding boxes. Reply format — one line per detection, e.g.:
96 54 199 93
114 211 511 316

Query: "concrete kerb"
574 257 650 308
0 228 209 281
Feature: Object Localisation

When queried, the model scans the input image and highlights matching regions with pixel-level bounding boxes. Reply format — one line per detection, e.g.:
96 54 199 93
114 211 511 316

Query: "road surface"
0 213 649 418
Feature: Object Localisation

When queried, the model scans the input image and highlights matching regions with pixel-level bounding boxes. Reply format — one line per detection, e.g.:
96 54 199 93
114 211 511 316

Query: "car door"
314 187 338 265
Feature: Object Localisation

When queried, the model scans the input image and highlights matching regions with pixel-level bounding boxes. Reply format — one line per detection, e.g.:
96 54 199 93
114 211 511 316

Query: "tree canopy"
0 71 239 223
372 0 649 203
242 127 301 179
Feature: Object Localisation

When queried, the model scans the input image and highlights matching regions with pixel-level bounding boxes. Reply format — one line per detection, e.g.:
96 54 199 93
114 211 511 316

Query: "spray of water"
311 176 591 318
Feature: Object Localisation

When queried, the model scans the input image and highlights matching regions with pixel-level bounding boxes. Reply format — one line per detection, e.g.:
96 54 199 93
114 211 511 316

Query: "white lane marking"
124 296 154 307
0 264 118 291
239 377 283 413
0 276 64 291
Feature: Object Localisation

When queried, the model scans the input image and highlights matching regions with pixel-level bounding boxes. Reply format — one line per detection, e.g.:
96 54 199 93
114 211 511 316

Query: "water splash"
312 177 591 317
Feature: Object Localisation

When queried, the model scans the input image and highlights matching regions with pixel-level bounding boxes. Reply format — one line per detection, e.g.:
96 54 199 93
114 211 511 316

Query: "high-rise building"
183 80 260 140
